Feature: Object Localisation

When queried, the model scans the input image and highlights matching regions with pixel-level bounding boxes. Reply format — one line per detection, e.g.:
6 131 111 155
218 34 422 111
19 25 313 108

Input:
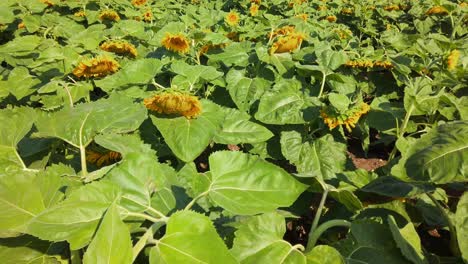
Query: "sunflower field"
0 0 467 263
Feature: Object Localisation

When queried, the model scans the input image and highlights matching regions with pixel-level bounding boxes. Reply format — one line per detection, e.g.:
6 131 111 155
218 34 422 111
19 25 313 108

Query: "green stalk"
318 72 327 98
306 219 351 252
426 193 461 257
132 223 165 262
389 103 415 161
310 188 329 234
184 190 210 210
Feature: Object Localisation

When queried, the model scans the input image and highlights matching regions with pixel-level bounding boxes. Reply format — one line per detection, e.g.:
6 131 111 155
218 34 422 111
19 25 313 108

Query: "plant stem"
310 188 329 235
146 206 168 220
318 72 327 98
184 191 210 210
132 222 165 262
125 212 167 223
426 193 461 257
70 249 82 264
306 219 351 252
79 112 90 177
388 103 414 161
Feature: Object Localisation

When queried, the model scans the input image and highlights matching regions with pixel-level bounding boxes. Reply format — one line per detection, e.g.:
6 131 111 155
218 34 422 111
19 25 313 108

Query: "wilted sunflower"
142 9 153 22
72 56 120 78
373 60 393 69
269 25 296 38
74 10 86 17
326 15 337 22
447 49 460 70
132 0 147 7
384 5 400 11
100 40 138 57
144 92 202 118
270 33 305 54
321 102 370 132
226 11 240 26
161 33 190 54
86 150 121 167
99 10 121 21
426 6 448 15
250 4 259 16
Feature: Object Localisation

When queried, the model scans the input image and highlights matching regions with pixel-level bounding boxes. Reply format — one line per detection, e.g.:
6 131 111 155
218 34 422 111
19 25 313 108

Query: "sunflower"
99 10 121 21
18 22 25 29
321 102 370 132
426 6 448 15
39 0 54 6
345 59 374 68
250 4 259 16
74 10 86 17
100 40 138 57
384 5 400 11
296 13 308 22
72 56 120 78
447 49 460 70
269 25 296 38
317 5 327 11
270 33 305 54
334 29 352 39
226 11 240 26
373 60 393 69
341 8 353 15
161 33 190 53
86 150 121 167
132 0 147 6
144 92 202 118
198 43 228 56
326 15 337 22
142 9 153 22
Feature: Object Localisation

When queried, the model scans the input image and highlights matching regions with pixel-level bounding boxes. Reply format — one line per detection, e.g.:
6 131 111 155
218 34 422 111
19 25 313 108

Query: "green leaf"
171 61 223 90
316 49 348 73
214 108 273 144
0 67 41 100
305 245 345 264
0 35 42 54
404 77 440 116
207 151 307 215
27 181 121 250
0 7 14 24
151 187 176 215
0 172 45 234
68 24 106 50
361 176 435 198
83 202 132 264
405 121 468 183
105 153 167 212
34 94 147 148
150 211 237 263
0 235 67 264
94 59 164 93
225 69 268 112
456 192 468 263
280 131 347 180
388 215 427 264
35 164 76 208
328 93 350 113
231 212 306 263
151 100 224 162
206 42 250 67
94 133 156 157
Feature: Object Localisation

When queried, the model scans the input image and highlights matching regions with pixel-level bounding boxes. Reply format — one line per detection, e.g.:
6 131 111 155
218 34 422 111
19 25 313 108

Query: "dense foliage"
0 0 467 263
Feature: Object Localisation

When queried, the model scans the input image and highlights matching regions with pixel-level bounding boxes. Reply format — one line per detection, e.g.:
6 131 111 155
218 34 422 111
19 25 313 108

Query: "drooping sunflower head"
161 33 191 54
250 4 259 16
74 10 86 17
99 10 121 21
269 25 296 39
447 49 460 70
426 6 449 15
270 32 305 54
144 92 202 118
321 102 370 132
384 5 400 11
86 150 122 167
341 8 353 15
132 0 147 7
100 40 138 57
72 55 120 78
326 15 337 22
226 11 240 26
142 9 153 22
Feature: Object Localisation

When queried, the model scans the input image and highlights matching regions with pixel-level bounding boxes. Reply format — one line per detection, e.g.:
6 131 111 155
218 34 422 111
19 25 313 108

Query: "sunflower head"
132 0 147 7
321 102 370 132
226 11 240 26
295 13 308 22
326 15 337 22
74 10 86 17
341 8 353 15
99 10 121 21
142 9 153 22
269 25 296 38
144 92 202 118
72 56 120 78
447 49 460 70
161 33 190 54
100 40 138 57
18 22 25 29
86 150 121 167
384 5 400 11
270 32 305 54
426 6 449 15
250 4 259 16
317 5 327 11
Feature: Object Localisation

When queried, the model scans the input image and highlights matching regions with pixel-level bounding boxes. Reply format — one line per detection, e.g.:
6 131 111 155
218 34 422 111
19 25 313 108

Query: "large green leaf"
151 100 224 162
207 151 307 215
280 131 347 180
305 245 345 264
94 59 164 92
231 212 306 263
83 202 132 264
388 215 427 264
255 89 308 124
456 192 468 263
0 235 67 264
206 42 250 67
361 176 435 198
105 153 167 212
214 108 273 144
0 172 45 235
34 94 147 148
149 211 237 263
405 121 468 183
94 133 156 157
225 69 269 112
170 61 223 90
27 181 120 250
0 67 41 100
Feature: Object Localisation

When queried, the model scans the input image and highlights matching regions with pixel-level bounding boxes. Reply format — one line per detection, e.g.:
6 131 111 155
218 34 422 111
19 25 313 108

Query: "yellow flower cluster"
99 10 121 21
426 6 448 15
334 29 352 39
72 56 120 78
447 49 460 70
326 15 337 22
142 9 153 22
341 8 353 15
144 92 202 118
269 26 305 54
288 0 308 8
226 11 240 26
269 25 296 39
321 103 370 132
86 150 121 167
161 33 191 54
345 60 393 69
250 4 259 16
295 13 308 22
100 40 138 57
131 0 147 7
74 10 86 17
384 5 400 11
